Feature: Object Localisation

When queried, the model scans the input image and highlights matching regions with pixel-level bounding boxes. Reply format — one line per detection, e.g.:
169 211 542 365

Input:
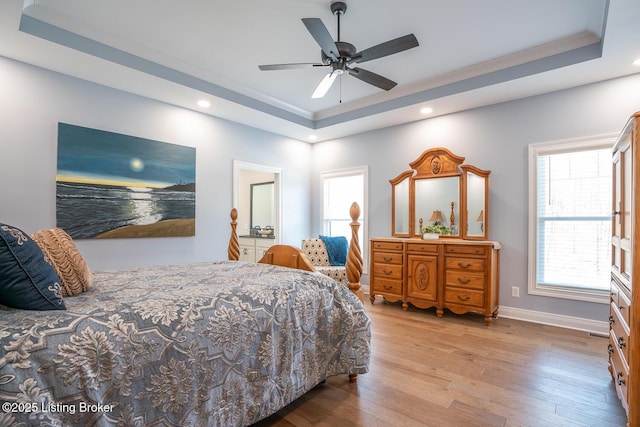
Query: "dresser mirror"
414 177 459 236
391 170 412 236
390 147 490 240
462 165 490 239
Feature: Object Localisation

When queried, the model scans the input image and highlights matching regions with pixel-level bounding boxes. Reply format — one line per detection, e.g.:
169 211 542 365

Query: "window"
320 167 368 270
528 136 614 302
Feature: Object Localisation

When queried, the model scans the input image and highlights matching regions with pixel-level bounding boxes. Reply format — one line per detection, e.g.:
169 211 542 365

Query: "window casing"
320 166 368 271
528 136 614 303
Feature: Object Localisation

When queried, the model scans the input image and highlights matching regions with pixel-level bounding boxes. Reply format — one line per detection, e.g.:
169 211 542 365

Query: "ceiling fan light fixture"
312 71 340 98
259 1 419 99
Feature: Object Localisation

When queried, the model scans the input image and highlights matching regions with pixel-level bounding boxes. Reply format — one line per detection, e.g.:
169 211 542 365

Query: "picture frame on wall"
56 123 196 239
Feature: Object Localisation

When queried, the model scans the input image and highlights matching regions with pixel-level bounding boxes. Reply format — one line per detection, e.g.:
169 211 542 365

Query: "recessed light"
308 134 318 141
197 100 211 108
420 107 433 115
633 58 640 66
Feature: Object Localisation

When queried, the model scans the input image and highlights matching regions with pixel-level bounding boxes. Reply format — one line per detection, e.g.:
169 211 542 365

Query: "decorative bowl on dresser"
370 147 501 325
609 112 639 426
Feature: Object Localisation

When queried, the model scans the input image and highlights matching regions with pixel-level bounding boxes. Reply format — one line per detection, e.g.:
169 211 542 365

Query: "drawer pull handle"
383 284 393 291
383 256 393 262
457 278 471 285
383 269 393 276
618 337 626 348
457 262 472 269
617 372 625 385
609 315 615 325
456 295 471 302
608 343 614 355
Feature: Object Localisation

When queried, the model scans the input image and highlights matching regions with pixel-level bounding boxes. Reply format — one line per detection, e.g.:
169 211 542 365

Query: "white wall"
0 55 312 270
311 72 640 323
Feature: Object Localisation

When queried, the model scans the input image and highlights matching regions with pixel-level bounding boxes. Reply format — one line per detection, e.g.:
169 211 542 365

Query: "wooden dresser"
610 112 639 426
370 238 500 324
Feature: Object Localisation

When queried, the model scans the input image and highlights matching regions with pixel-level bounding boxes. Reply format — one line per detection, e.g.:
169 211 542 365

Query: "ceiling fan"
258 1 419 99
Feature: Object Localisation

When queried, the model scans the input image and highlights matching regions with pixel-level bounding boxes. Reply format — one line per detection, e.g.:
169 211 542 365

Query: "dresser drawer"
372 278 403 296
610 280 620 306
618 290 631 327
373 263 403 280
445 271 485 290
373 251 403 265
610 303 630 363
445 257 485 272
372 240 403 251
445 245 487 256
406 242 438 254
445 288 484 308
610 331 629 404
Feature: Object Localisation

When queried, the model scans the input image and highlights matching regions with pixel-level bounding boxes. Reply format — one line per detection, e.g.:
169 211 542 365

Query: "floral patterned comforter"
0 261 371 426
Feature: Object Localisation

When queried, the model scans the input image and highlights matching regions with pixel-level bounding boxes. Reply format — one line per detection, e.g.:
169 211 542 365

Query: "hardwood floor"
254 295 627 427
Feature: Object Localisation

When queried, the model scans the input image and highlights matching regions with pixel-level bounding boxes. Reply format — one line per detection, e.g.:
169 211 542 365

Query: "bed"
0 206 371 426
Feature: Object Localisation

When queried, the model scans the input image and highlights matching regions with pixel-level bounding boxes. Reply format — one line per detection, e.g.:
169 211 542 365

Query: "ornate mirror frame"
390 147 490 240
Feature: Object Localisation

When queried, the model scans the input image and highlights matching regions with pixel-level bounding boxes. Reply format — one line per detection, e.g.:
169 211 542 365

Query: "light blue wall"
3 49 640 322
311 72 640 321
0 55 312 270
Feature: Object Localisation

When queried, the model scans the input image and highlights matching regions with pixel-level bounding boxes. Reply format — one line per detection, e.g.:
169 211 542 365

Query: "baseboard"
499 305 609 336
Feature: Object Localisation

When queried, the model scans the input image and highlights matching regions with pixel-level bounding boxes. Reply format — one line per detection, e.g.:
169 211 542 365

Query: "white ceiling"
1 0 639 142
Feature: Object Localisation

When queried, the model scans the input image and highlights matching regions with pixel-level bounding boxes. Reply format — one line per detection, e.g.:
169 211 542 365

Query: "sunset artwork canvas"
56 123 196 239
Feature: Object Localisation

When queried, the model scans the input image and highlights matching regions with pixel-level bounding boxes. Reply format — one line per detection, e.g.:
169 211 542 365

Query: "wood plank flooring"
254 295 627 427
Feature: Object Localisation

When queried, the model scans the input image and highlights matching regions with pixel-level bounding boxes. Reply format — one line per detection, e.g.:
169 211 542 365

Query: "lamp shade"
476 210 484 221
429 210 445 223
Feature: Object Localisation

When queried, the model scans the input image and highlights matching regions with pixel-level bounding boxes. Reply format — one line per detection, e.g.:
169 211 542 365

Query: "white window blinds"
535 146 611 293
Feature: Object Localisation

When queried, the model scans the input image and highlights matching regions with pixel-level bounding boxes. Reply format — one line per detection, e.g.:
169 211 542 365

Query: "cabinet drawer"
445 271 485 290
372 241 403 251
445 257 485 271
406 242 438 254
445 245 487 256
610 303 630 363
255 239 274 249
373 263 403 280
372 278 403 295
445 288 484 308
618 290 631 327
373 251 403 265
610 281 619 306
609 332 629 404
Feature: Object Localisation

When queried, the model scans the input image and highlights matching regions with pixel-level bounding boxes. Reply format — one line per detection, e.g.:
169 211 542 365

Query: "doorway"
232 160 282 242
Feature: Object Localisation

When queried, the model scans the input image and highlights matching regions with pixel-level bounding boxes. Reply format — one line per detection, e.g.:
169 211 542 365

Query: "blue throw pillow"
319 235 348 266
0 223 66 310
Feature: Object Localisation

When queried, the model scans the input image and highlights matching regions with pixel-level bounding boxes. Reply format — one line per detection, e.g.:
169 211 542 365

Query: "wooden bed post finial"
228 208 240 261
346 202 364 303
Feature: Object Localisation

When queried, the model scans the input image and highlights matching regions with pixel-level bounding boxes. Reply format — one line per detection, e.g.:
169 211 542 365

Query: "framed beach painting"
56 123 196 239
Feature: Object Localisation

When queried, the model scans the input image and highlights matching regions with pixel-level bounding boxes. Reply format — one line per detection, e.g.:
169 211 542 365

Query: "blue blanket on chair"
319 235 348 266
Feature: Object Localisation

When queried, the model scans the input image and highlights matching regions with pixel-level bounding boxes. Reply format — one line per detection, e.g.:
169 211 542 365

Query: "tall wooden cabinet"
610 112 640 426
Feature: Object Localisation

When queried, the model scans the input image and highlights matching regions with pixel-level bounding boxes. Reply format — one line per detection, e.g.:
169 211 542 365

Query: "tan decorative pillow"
31 227 93 296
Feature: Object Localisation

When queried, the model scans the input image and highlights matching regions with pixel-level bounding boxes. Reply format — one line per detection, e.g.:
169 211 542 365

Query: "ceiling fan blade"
348 67 397 91
312 71 339 98
302 18 339 61
259 63 328 71
350 34 419 64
